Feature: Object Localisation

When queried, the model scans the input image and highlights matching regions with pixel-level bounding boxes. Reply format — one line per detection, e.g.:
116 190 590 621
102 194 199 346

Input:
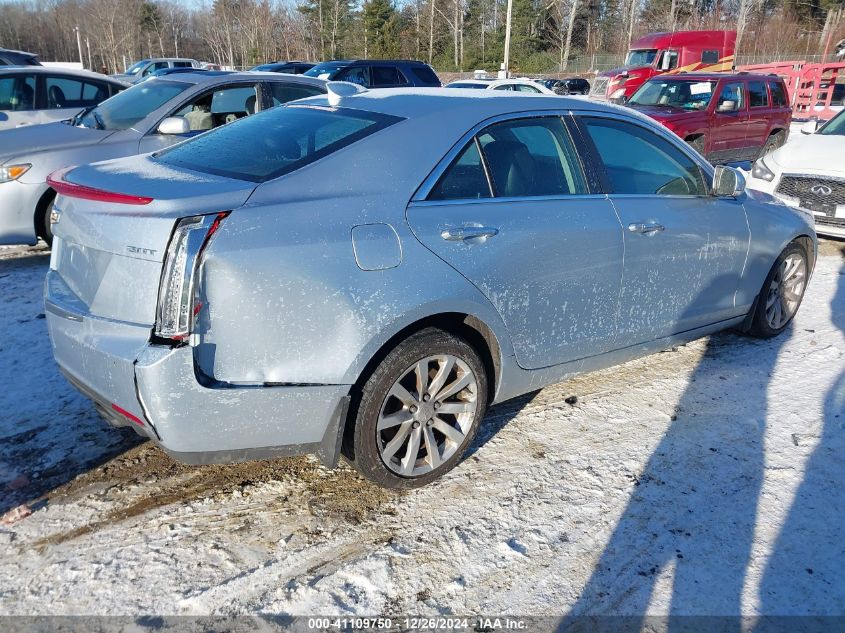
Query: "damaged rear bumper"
45 269 351 468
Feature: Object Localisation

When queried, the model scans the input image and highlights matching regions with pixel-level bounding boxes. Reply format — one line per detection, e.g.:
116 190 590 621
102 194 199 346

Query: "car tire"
747 241 809 338
687 136 706 156
347 327 489 489
39 197 55 247
759 130 785 159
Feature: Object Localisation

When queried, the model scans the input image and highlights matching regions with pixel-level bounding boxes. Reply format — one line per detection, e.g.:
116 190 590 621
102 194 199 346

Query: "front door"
407 115 624 370
711 80 749 162
576 115 749 346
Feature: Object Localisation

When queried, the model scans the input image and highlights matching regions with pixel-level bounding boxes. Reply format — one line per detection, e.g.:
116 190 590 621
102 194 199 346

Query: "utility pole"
74 26 84 67
86 37 92 70
501 0 513 77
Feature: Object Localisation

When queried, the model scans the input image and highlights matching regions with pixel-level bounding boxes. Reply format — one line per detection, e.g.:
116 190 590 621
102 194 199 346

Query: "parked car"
0 71 326 245
0 66 126 130
747 109 845 238
445 78 554 93
251 61 315 74
140 67 212 81
111 58 202 84
304 60 441 87
0 48 40 66
537 77 590 95
45 84 816 489
626 72 792 164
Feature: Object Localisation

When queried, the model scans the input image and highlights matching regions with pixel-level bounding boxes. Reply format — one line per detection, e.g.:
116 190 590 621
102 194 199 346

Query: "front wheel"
759 131 785 159
747 242 809 338
38 196 55 247
347 327 488 489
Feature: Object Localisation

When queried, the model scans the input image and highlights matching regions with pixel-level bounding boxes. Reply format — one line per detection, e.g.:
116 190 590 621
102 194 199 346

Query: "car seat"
48 85 66 108
481 140 537 197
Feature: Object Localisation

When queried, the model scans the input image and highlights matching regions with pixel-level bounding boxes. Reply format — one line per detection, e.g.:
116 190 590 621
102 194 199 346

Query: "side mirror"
712 165 746 197
801 119 818 135
717 100 737 113
157 116 190 135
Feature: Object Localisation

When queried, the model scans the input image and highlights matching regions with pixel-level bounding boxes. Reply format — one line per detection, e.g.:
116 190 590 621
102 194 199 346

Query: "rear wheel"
747 242 809 338
347 327 488 489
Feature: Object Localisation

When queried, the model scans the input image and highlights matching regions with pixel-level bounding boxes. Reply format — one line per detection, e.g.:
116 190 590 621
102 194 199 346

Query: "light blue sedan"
45 84 816 488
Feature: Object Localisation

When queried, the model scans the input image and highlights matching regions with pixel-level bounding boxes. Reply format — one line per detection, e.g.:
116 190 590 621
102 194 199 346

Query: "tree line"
0 0 843 76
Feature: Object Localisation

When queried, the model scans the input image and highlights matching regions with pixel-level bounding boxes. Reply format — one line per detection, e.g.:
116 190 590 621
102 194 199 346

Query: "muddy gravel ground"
1 239 844 618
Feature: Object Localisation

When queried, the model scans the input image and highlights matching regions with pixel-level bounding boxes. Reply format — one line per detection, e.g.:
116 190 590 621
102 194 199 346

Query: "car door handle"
440 226 499 241
627 222 665 234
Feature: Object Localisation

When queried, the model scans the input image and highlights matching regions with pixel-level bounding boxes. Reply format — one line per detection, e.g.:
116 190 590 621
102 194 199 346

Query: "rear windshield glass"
155 104 404 182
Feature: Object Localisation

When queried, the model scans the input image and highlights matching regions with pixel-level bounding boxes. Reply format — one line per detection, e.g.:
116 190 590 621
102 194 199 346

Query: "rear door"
575 114 749 345
745 79 771 156
406 114 624 369
711 80 750 162
0 72 37 129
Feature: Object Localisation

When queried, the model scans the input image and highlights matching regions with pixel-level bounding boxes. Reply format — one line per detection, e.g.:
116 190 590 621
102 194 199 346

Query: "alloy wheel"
376 354 478 477
765 253 806 329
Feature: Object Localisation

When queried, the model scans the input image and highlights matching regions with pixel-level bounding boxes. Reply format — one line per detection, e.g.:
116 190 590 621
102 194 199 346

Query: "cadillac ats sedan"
45 84 816 488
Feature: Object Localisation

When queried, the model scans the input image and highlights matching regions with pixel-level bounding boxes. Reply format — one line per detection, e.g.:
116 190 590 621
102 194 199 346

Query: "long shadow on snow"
562 266 793 632
757 245 845 617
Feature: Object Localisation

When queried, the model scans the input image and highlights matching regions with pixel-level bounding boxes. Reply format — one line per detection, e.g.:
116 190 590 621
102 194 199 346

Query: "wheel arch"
348 311 505 407
33 186 56 242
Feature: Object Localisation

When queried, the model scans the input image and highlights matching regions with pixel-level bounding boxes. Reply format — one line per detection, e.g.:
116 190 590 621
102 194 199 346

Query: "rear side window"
269 82 324 106
156 104 403 182
581 117 706 196
701 50 719 64
429 116 586 200
769 81 788 107
411 65 441 85
173 61 193 68
748 81 769 107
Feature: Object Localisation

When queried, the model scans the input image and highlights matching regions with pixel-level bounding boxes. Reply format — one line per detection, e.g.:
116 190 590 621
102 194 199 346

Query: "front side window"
170 84 259 131
143 61 169 77
629 79 716 111
515 84 541 93
748 81 769 108
625 49 658 67
818 109 845 136
0 75 36 111
716 81 744 112
658 50 679 71
46 76 108 108
74 79 190 130
336 66 370 87
156 104 403 182
429 117 586 201
701 50 720 64
581 117 707 196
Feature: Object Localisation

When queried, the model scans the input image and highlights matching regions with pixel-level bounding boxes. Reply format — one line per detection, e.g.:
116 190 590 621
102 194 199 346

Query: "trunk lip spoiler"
47 166 154 205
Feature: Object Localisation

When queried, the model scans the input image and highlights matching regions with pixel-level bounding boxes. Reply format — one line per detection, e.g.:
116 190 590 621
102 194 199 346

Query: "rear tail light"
155 212 229 342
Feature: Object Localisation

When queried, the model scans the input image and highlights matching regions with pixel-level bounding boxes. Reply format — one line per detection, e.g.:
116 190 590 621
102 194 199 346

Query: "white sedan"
445 78 555 94
747 110 845 238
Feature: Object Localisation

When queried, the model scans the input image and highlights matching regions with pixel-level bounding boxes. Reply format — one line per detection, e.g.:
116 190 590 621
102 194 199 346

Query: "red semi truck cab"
591 30 736 102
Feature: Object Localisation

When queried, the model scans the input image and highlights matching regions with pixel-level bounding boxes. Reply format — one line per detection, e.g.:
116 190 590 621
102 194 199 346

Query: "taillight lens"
155 212 229 342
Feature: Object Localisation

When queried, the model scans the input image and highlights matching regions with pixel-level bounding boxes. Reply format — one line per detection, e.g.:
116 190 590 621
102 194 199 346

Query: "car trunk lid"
51 155 258 326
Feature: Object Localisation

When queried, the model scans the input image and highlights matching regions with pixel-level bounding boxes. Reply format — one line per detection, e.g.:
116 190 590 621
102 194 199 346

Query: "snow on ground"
0 240 844 618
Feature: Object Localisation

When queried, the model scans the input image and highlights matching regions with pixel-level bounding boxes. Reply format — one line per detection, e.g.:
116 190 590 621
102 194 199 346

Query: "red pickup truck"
625 72 792 163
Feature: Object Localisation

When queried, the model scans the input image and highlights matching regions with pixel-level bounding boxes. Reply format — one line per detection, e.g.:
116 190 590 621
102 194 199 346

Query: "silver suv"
112 58 202 84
